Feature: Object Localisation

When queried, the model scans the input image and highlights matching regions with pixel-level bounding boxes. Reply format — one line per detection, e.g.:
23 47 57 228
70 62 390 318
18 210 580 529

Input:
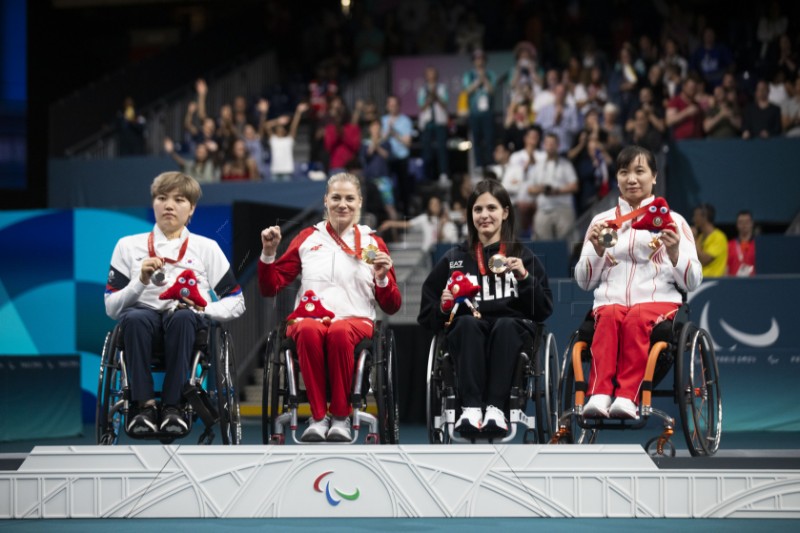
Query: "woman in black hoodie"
418 179 553 434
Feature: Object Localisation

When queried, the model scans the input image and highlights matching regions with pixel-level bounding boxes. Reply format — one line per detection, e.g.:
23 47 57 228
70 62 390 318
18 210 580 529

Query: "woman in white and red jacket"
575 145 702 419
258 173 401 442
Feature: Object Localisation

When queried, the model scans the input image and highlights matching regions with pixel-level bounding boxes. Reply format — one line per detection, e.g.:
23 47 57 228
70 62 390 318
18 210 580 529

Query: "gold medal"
361 244 379 264
488 253 509 274
649 236 662 250
599 227 618 248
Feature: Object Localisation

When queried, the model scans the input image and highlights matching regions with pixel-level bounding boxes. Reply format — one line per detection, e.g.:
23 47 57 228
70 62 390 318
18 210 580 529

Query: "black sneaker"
127 404 158 434
160 405 189 433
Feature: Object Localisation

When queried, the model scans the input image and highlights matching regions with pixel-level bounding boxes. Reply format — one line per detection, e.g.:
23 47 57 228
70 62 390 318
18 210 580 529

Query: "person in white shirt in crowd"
417 66 450 187
379 195 458 260
536 83 582 155
509 125 545 238
260 100 308 182
527 133 578 241
781 76 800 137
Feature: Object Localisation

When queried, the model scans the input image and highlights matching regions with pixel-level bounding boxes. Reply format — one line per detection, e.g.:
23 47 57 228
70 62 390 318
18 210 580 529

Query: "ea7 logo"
449 260 463 268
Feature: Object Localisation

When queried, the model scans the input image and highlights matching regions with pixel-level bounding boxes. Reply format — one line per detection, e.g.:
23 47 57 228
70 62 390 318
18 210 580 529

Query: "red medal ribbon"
325 221 362 259
148 231 189 264
605 202 651 229
475 241 506 276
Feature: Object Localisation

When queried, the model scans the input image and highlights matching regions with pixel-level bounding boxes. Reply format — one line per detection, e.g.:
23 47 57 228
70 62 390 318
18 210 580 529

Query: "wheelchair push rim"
215 328 241 445
96 329 123 445
374 324 400 445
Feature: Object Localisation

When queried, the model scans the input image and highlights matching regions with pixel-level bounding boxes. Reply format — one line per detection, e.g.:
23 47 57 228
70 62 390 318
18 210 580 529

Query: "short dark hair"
696 202 717 224
737 209 753 219
616 145 657 175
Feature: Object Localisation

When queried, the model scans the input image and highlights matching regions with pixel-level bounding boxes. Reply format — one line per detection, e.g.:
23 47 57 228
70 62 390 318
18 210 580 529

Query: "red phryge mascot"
632 197 675 232
159 269 208 308
442 271 482 327
287 290 335 326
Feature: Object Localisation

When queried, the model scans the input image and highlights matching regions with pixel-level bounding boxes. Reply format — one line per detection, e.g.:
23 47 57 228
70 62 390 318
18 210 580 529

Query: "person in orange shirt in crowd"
727 210 756 277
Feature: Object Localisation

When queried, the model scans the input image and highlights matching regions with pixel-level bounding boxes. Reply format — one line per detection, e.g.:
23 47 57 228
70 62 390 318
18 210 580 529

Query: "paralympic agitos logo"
314 471 360 506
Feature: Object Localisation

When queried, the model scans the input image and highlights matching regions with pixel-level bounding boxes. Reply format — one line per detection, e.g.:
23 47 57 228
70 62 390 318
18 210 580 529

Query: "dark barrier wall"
2 209 799 433
48 156 327 210
667 138 800 225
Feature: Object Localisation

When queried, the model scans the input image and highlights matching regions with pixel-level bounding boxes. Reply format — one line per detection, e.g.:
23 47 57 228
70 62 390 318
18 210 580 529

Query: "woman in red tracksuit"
258 173 401 442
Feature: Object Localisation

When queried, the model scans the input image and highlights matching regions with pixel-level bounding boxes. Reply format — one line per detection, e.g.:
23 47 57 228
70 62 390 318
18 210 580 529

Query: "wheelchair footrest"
183 382 219 427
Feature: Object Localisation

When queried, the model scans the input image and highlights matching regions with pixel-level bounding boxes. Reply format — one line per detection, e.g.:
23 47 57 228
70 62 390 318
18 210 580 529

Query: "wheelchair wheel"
426 334 449 444
532 330 559 444
374 324 399 444
214 328 241 445
261 329 284 444
676 324 722 456
555 332 580 444
96 329 123 445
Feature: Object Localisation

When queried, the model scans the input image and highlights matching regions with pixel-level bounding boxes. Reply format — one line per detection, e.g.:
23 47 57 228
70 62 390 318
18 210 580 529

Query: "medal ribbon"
326 222 362 259
148 231 189 264
605 202 651 229
475 242 506 276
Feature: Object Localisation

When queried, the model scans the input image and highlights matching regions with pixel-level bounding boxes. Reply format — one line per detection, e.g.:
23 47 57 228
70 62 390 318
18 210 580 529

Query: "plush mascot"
632 197 675 232
159 269 208 308
442 271 482 327
287 290 335 326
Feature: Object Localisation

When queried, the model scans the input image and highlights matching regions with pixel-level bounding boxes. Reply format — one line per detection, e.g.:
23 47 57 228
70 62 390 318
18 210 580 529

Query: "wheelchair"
426 321 559 444
261 320 399 445
96 321 241 445
553 303 722 457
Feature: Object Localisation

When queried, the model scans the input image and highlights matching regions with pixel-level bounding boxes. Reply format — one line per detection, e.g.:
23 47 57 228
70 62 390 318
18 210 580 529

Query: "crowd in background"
138 0 797 249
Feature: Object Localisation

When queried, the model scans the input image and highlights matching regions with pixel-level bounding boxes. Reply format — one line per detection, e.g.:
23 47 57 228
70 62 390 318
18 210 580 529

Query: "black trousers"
120 306 207 406
388 156 411 214
446 315 534 408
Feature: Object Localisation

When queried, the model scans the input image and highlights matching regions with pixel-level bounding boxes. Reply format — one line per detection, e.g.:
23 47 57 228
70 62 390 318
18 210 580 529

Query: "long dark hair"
466 179 521 258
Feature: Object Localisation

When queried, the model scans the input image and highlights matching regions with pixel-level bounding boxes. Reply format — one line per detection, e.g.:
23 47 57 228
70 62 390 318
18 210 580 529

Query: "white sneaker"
609 397 639 419
583 394 612 418
455 407 483 432
482 405 508 432
326 416 352 442
301 415 330 442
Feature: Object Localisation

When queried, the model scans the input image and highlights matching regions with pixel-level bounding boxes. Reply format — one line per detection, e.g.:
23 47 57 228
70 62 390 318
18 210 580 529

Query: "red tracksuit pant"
588 302 679 403
288 317 374 420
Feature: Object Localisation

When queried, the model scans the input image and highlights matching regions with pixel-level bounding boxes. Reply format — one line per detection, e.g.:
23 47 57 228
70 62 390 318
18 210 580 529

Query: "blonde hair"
150 171 202 205
324 172 363 224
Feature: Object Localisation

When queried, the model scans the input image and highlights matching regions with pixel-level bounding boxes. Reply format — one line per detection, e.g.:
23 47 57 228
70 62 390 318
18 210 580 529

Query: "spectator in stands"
463 49 497 171
576 146 701 420
354 14 385 73
221 139 259 181
728 210 757 277
527 133 579 241
359 118 398 227
704 85 742 138
742 80 783 139
258 173 401 442
690 27 734 89
568 126 613 214
417 66 450 186
262 102 308 181
232 95 251 135
106 172 245 434
659 37 689 81
584 66 609 115
774 34 798 83
379 195 458 257
533 69 560 113
663 64 683 101
163 137 220 184
508 41 542 105
628 108 664 155
666 75 705 140
117 96 146 156
503 101 534 153
216 104 238 164
509 126 545 238
182 80 209 154
643 64 667 110
607 42 645 125
536 83 581 155
631 86 666 134
756 1 788 63
352 99 380 138
381 95 414 214
782 76 800 137
692 203 728 278
601 102 625 156
324 98 362 174
563 56 589 111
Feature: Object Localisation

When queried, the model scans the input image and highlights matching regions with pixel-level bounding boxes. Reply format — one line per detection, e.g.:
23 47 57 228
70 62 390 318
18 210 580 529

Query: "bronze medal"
599 227 618 248
488 253 509 274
